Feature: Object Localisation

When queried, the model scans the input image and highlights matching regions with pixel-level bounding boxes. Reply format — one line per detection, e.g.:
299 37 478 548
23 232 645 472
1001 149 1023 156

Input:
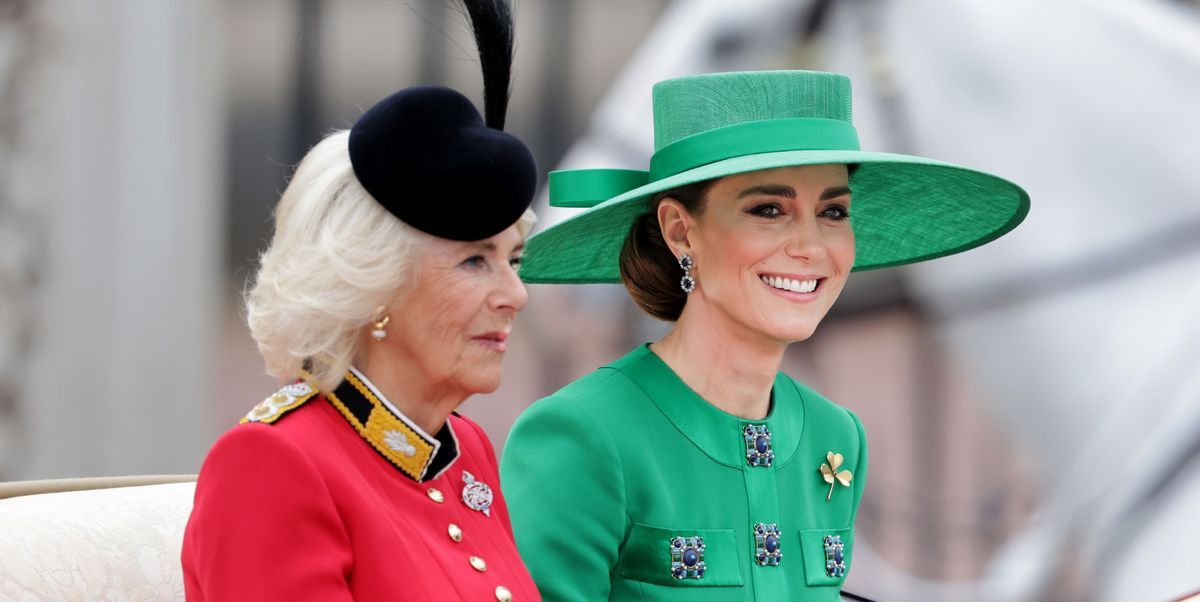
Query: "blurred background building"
1 0 1198 600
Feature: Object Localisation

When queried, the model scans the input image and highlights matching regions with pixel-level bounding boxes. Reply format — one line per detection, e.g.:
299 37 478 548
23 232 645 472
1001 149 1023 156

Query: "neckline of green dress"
607 344 807 468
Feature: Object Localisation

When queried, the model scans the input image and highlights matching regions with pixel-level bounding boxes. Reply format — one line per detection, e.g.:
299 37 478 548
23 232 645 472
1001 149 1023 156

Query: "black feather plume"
458 0 516 130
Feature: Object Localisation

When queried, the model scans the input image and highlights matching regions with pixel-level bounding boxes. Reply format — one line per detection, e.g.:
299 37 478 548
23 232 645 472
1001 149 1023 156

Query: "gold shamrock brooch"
819 451 853 502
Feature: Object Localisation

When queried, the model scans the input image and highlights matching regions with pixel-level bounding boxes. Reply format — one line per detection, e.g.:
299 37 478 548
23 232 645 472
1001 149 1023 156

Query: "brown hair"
618 180 715 321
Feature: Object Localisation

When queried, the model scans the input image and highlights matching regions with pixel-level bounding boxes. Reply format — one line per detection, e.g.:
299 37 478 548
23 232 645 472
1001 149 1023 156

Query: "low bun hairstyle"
618 180 715 321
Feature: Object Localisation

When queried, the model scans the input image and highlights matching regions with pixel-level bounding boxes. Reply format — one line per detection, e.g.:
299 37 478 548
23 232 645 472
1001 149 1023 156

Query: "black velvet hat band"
348 85 537 241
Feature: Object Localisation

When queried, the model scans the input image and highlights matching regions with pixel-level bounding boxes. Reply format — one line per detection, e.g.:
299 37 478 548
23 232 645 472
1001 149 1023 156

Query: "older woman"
181 2 541 600
500 70 1029 600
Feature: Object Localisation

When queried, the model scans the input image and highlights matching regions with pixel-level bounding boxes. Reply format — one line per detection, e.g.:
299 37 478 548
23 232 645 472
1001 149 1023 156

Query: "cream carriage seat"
0 475 196 601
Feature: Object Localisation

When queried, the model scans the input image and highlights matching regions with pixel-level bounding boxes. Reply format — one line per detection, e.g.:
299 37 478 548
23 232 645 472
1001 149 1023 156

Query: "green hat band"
652 117 860 180
550 117 861 209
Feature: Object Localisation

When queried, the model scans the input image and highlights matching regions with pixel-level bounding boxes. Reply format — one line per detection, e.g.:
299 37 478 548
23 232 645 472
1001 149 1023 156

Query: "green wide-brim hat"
520 70 1029 284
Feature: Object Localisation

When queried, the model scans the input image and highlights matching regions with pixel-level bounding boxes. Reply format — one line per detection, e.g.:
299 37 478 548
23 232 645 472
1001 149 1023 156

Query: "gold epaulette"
240 381 319 425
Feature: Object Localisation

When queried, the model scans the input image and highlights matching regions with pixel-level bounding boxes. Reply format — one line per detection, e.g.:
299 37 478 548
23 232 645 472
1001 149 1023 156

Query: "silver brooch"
461 470 494 517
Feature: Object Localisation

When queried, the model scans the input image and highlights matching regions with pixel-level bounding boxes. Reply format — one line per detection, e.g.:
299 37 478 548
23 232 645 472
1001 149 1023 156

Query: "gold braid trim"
324 372 435 481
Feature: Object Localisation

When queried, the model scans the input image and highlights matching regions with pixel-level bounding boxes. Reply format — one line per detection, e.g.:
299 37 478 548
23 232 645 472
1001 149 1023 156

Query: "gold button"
427 487 444 503
469 556 487 572
494 585 513 601
448 523 463 542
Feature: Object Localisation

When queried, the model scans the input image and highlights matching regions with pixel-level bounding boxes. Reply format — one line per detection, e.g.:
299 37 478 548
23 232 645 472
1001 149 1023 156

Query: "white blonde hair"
246 129 536 391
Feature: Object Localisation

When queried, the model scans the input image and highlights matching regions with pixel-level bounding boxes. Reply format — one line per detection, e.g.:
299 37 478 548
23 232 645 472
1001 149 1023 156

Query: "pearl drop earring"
371 313 390 341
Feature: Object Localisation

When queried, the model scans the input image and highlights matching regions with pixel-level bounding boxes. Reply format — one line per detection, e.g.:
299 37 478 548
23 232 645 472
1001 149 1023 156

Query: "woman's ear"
657 199 694 259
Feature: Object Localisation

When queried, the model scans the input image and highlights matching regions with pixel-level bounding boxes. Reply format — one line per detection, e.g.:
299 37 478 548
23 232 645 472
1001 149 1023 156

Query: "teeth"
760 275 818 293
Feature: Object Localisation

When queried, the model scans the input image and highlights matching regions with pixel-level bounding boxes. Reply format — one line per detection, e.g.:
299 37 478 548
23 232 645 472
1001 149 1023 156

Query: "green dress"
501 345 867 601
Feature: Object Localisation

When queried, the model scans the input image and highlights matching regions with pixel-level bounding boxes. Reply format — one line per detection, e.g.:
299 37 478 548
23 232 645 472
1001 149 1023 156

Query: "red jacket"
182 371 540 601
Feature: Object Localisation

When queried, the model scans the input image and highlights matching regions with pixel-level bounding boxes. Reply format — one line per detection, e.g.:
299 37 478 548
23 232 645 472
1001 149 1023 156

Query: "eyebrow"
737 184 852 201
820 186 852 201
467 240 526 254
738 184 795 199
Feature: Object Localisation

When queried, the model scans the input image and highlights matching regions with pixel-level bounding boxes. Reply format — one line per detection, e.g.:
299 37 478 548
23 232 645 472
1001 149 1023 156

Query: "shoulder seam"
570 382 632 536
527 367 632 532
546 366 622 402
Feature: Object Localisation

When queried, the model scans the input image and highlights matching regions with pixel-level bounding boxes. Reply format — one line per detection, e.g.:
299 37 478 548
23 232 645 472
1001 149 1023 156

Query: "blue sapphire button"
753 523 782 566
743 424 774 467
669 536 707 580
823 535 846 577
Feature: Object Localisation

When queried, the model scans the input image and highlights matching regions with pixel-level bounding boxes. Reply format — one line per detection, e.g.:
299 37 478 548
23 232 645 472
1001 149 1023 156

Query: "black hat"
348 0 536 241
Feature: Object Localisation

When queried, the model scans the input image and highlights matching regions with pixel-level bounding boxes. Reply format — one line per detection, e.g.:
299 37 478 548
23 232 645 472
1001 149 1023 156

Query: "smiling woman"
501 70 1029 601
647 165 856 347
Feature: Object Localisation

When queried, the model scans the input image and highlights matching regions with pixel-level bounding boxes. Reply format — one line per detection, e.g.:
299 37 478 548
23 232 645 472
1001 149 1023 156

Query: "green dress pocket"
797 527 853 587
619 522 744 587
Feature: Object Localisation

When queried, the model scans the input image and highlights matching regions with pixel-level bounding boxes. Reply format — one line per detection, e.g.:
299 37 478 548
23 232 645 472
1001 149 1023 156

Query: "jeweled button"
448 523 463 542
754 522 782 566
744 424 774 467
494 585 513 601
427 487 444 503
470 556 488 572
